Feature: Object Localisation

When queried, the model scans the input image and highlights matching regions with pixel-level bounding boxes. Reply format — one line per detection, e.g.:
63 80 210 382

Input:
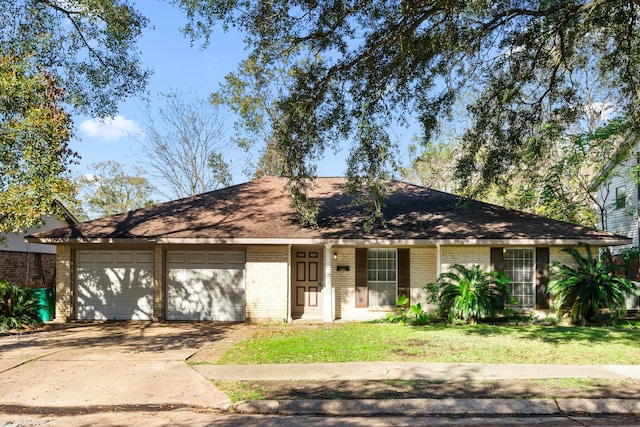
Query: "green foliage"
548 245 638 326
518 116 631 228
409 302 429 325
0 55 76 235
1 0 149 118
1 1 149 233
396 294 409 307
174 0 640 226
0 280 42 332
427 264 515 324
76 161 154 219
211 55 291 179
384 294 435 326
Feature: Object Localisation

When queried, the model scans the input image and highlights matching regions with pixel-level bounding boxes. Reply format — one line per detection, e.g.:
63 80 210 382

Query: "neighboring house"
27 177 630 323
1 201 78 288
592 138 640 249
591 137 640 310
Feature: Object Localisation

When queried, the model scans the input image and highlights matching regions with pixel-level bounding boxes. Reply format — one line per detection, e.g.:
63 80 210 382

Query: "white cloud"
79 115 141 140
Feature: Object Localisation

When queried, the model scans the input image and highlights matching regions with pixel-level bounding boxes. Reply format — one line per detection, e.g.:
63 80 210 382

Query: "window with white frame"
367 248 397 308
505 248 535 309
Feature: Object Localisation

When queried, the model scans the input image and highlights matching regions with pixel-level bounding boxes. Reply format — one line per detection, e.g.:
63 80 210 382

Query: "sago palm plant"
0 281 43 332
427 264 514 324
548 245 637 325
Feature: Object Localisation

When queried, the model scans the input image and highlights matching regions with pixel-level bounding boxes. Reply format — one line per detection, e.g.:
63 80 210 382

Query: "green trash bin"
33 288 55 322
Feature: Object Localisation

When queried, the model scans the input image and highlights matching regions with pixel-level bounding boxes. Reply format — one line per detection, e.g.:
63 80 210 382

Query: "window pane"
505 248 535 309
367 249 397 308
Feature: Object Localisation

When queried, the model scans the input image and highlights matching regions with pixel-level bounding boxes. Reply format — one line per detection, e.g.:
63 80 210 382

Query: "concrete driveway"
0 322 238 410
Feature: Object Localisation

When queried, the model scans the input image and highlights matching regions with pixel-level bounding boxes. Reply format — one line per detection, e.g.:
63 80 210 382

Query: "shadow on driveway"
0 321 247 361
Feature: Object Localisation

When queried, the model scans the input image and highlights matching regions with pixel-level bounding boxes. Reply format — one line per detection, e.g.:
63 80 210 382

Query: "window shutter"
397 248 410 305
490 248 504 272
355 248 368 308
535 247 550 309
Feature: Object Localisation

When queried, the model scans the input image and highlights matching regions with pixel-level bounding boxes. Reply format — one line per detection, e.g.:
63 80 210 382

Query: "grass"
216 322 640 365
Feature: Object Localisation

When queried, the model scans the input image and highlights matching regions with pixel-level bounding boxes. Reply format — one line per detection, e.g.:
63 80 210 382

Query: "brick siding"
441 246 491 272
410 247 437 308
332 247 355 320
55 245 72 321
245 245 289 323
153 246 164 321
0 250 56 288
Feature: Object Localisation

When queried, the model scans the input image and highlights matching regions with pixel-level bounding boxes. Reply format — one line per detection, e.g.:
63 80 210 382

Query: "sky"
70 1 372 202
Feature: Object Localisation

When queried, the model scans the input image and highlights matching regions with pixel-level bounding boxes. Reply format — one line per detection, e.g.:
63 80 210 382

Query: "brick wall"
410 247 437 307
332 247 355 320
153 246 164 321
245 245 289 322
55 245 72 321
441 246 491 273
0 250 56 288
550 246 593 267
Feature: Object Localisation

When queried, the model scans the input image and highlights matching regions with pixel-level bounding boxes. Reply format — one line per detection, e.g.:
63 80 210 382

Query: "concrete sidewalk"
1 323 640 421
195 361 640 416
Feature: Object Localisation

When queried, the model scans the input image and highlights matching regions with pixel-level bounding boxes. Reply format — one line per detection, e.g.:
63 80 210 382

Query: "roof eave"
26 236 629 246
24 236 158 244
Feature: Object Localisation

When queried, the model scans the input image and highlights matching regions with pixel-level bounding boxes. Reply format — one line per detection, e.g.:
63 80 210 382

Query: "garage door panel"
167 251 245 321
226 253 245 266
76 250 153 321
96 253 115 263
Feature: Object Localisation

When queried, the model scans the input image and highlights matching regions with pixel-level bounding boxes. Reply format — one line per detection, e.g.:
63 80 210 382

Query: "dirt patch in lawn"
214 379 640 401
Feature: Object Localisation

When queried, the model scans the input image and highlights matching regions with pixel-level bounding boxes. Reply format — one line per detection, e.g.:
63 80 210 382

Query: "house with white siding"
592 138 639 249
27 177 631 323
592 138 640 309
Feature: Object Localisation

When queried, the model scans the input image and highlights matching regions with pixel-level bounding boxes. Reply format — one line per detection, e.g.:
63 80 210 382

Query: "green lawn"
216 322 640 365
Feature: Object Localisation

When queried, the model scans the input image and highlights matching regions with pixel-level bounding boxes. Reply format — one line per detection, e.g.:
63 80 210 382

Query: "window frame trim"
504 247 536 310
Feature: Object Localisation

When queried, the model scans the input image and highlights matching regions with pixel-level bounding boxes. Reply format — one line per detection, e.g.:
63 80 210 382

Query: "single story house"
2 200 78 288
26 177 631 323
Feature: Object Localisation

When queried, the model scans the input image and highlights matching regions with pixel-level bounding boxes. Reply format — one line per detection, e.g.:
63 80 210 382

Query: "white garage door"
166 251 245 321
76 250 154 320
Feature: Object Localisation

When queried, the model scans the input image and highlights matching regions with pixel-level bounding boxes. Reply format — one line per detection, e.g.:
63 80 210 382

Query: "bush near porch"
0 280 43 332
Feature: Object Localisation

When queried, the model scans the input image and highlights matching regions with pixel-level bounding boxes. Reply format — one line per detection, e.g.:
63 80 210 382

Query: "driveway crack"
0 350 64 374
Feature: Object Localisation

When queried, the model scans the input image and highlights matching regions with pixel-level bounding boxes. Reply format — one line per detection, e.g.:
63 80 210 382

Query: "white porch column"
287 244 293 323
324 244 334 322
436 243 442 277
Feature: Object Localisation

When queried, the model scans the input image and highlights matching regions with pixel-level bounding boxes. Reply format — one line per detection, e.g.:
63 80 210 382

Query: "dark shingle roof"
27 177 630 245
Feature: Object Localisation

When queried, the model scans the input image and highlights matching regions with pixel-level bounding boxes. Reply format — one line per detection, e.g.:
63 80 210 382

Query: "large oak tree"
173 0 640 227
1 0 149 236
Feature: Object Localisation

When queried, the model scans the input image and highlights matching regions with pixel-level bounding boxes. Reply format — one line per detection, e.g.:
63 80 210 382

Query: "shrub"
0 280 43 332
548 245 637 325
384 294 438 325
426 264 515 324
